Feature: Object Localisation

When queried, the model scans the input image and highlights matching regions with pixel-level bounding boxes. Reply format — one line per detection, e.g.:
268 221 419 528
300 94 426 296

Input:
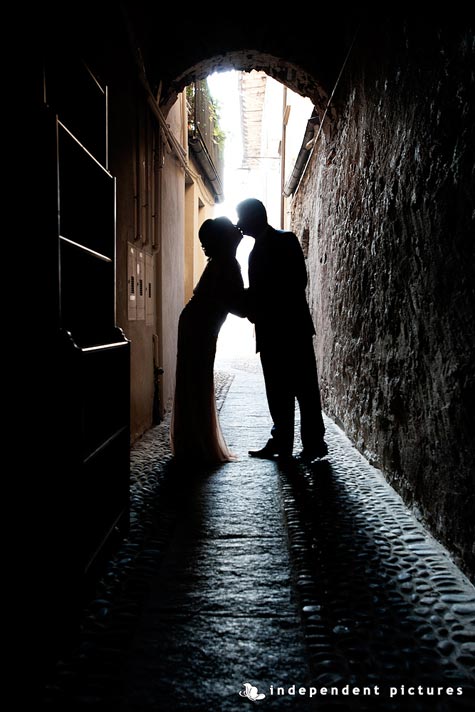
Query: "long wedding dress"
170 255 244 465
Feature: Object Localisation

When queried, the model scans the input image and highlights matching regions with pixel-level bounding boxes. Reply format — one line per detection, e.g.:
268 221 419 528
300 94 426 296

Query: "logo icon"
239 682 266 702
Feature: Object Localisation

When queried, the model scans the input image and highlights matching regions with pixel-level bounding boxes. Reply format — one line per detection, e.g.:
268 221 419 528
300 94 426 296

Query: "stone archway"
122 3 362 117
160 50 328 117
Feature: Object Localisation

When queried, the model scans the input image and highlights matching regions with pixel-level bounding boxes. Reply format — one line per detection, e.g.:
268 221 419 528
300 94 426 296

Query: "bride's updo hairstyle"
214 217 242 257
200 216 242 259
198 218 219 258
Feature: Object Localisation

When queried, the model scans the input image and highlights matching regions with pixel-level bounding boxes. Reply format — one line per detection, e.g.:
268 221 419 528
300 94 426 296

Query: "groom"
236 198 327 462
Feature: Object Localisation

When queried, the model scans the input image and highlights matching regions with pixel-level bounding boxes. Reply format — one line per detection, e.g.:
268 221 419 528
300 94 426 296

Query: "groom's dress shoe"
297 440 328 462
248 444 278 459
248 441 292 460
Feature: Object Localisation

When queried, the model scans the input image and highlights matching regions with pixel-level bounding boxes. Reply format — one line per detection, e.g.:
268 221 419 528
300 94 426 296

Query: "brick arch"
160 50 329 116
124 7 362 119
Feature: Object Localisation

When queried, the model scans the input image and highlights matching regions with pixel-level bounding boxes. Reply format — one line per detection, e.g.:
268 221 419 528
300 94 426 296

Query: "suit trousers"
259 336 325 455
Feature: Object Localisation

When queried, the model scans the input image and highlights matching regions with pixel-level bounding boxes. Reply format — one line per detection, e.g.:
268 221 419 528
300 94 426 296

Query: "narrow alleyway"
44 357 475 711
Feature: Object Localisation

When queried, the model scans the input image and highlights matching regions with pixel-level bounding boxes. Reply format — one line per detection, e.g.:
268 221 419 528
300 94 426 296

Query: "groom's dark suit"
247 226 325 458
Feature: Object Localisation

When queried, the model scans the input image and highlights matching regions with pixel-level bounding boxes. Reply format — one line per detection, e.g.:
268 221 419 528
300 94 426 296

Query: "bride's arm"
226 262 247 318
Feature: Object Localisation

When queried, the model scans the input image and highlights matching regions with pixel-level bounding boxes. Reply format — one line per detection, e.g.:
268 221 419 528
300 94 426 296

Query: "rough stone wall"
292 22 475 578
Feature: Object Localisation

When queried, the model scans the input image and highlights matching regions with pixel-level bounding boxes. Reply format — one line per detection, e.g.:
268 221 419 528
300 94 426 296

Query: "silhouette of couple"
171 198 327 466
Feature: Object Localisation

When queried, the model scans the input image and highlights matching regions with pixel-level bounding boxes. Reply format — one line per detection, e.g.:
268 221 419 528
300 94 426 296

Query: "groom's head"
236 199 268 238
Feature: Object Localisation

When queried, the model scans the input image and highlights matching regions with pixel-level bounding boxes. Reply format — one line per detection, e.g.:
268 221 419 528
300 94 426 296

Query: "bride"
170 216 244 465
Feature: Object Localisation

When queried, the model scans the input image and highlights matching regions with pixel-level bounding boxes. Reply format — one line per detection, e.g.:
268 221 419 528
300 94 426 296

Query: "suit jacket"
247 226 315 352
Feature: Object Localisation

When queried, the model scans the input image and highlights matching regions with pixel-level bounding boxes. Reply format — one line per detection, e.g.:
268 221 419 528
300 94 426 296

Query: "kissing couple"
170 198 327 467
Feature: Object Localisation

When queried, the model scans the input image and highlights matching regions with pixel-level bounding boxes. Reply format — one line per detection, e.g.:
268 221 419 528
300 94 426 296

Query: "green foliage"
187 79 226 147
207 93 226 145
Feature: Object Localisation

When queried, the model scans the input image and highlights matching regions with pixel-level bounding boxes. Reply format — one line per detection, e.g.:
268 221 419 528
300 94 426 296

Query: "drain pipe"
283 113 320 197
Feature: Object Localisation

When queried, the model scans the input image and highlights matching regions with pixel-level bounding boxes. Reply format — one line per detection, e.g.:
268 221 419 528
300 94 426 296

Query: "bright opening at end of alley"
206 69 315 362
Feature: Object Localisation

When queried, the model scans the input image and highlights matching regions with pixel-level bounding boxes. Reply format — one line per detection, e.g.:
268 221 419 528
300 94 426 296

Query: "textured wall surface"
292 22 475 577
159 112 186 414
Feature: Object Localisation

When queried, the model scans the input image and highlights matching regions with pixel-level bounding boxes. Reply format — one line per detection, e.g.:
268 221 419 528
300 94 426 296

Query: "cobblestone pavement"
43 357 475 710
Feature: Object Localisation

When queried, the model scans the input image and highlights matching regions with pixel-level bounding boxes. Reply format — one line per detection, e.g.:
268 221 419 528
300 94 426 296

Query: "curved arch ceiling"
123 3 363 114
